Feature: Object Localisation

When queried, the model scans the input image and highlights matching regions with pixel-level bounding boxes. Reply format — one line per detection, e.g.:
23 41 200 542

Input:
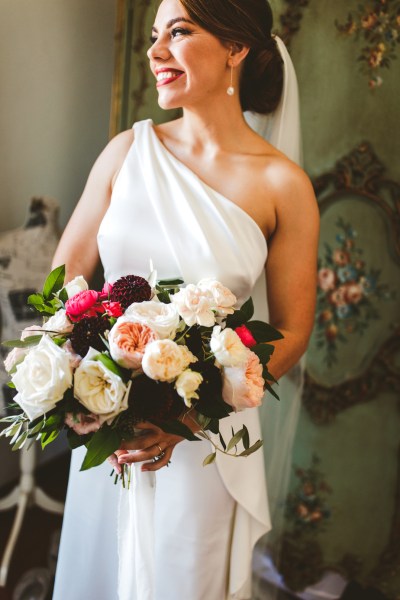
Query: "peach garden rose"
108 320 159 370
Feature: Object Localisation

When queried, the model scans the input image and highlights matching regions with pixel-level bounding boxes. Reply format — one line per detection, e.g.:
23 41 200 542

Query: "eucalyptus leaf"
43 265 65 300
242 425 250 450
10 422 23 445
2 335 43 348
219 432 226 451
12 430 29 450
227 428 245 452
239 439 263 457
80 426 121 471
203 452 216 466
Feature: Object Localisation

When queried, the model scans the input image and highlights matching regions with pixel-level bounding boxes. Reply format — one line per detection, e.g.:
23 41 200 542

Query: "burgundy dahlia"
70 316 109 357
110 275 151 309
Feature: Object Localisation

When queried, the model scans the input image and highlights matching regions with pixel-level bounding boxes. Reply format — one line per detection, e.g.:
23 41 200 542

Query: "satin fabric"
53 119 271 600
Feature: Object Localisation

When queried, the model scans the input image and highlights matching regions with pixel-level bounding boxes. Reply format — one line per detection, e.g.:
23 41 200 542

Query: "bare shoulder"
262 153 319 226
90 129 135 189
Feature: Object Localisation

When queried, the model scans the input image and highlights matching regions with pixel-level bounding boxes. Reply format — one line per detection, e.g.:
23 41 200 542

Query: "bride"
52 0 319 598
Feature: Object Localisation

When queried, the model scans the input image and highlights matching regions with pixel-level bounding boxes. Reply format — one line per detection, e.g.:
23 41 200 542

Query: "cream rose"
198 279 237 316
43 309 74 335
108 319 159 369
124 300 180 339
175 369 203 407
64 275 89 298
222 349 265 411
210 326 249 367
171 284 216 327
142 339 196 382
11 335 73 421
74 348 129 424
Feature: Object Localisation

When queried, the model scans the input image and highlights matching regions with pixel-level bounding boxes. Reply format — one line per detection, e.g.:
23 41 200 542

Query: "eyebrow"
152 17 195 33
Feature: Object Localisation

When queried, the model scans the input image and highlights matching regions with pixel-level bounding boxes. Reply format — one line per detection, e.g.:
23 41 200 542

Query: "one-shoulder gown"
53 119 272 600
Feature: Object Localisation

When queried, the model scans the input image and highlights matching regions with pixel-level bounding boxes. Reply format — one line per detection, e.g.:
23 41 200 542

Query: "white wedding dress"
53 38 303 600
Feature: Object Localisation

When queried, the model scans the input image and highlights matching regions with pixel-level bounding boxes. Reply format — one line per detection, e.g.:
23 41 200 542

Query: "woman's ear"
228 43 250 67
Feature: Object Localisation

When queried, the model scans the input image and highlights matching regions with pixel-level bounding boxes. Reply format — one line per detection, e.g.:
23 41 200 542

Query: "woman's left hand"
113 421 185 472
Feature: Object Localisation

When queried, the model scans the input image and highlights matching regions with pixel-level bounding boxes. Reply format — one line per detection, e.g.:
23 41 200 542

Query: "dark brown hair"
179 0 284 114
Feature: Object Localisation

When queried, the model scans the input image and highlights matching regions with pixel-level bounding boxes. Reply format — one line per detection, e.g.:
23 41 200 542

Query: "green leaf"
41 429 60 449
42 265 65 300
7 381 16 389
27 293 45 309
158 420 200 442
10 422 23 445
158 278 184 286
80 426 121 471
240 297 254 321
67 429 91 449
2 335 43 348
265 381 279 401
246 321 284 343
93 353 125 379
12 430 29 450
58 287 69 304
40 413 63 433
242 425 250 450
227 428 245 452
239 439 263 457
252 343 275 365
203 452 216 466
219 432 226 450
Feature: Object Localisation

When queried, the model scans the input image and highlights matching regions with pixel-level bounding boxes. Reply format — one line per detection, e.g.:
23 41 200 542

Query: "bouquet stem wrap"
118 458 156 600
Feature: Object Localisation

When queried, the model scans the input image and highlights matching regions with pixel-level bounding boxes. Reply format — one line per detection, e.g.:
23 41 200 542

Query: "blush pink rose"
235 325 257 348
318 268 336 291
108 320 159 370
65 290 101 321
222 349 265 411
103 301 123 318
64 412 101 435
329 286 348 307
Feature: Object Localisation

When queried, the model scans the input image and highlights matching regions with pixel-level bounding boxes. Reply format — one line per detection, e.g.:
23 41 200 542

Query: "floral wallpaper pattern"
336 0 400 88
315 217 394 366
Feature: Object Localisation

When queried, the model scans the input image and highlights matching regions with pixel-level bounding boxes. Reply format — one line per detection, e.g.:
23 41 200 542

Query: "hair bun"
240 38 284 114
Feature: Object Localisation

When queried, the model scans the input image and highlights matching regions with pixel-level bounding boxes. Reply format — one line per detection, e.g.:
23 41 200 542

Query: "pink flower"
222 349 264 411
235 325 257 348
344 283 363 304
333 249 350 266
103 301 123 318
65 290 101 322
329 286 348 307
318 268 336 291
64 412 101 435
99 282 113 300
62 339 82 369
108 320 159 370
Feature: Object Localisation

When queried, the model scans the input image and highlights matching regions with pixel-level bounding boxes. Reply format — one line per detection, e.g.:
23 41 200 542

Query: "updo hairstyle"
179 0 284 114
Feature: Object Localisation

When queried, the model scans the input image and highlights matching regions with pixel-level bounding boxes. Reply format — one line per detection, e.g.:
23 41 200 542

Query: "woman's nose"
147 36 171 61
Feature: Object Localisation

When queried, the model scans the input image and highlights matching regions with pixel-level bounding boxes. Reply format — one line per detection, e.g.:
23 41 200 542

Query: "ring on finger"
153 444 165 462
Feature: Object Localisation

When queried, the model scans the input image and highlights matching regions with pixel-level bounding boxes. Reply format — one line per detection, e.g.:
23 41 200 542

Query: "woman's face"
147 0 231 110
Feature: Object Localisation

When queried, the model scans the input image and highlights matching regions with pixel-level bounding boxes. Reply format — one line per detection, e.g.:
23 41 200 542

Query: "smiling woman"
51 1 319 599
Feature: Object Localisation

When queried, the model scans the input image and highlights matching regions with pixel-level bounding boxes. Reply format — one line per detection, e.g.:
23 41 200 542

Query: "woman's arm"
264 162 320 379
52 129 135 282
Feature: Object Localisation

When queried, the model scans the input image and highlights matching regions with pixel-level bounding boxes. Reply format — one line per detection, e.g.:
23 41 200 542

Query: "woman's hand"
108 421 189 473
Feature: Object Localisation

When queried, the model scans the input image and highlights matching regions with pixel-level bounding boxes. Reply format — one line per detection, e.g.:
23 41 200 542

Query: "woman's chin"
157 96 182 111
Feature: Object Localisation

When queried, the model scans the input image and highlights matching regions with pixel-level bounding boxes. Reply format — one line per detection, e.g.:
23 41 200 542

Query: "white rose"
175 369 203 407
171 284 215 327
198 279 237 316
43 309 74 335
210 326 249 367
64 275 88 298
21 324 44 340
74 347 129 424
142 339 196 382
124 300 180 339
11 335 73 421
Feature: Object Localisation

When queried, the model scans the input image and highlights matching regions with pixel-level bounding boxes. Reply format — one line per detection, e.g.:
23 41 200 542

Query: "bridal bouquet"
1 265 282 477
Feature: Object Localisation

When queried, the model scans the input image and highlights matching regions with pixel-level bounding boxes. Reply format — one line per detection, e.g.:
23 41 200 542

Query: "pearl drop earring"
227 64 235 96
